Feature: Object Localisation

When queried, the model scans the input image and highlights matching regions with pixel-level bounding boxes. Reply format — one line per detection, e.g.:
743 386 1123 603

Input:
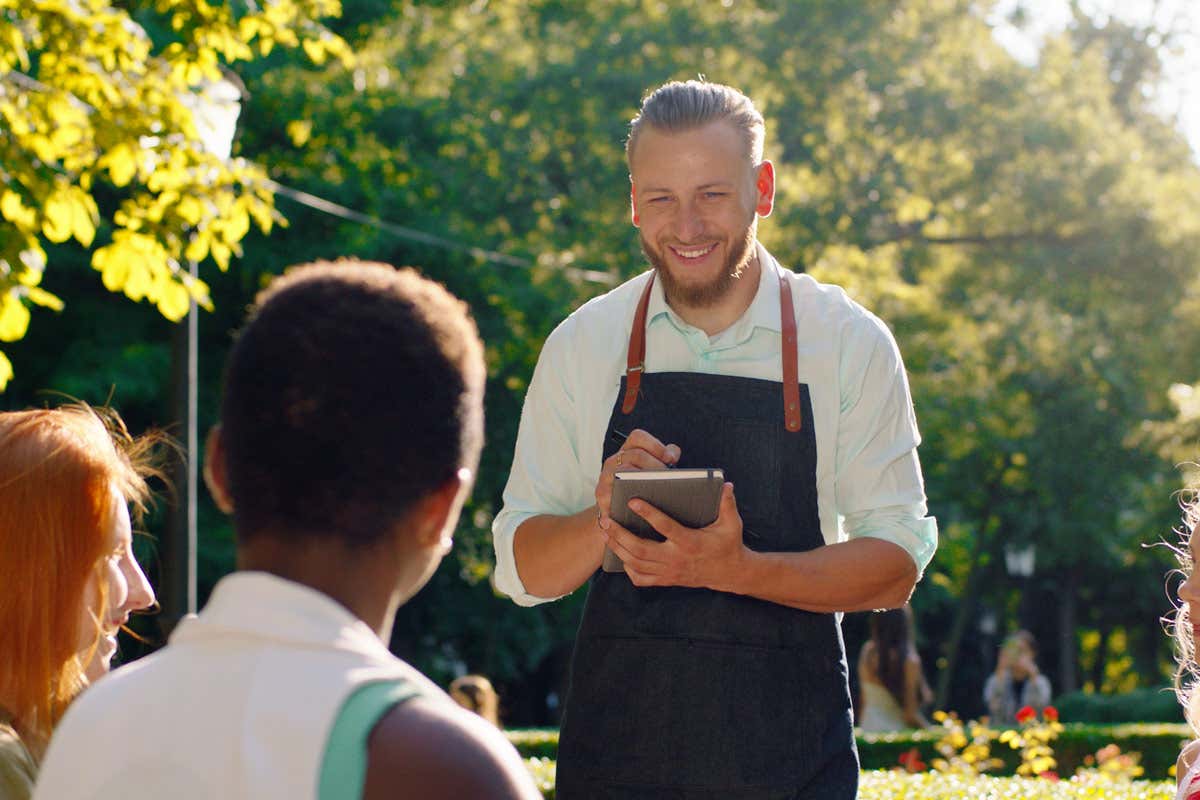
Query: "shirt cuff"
842 503 938 578
491 509 565 607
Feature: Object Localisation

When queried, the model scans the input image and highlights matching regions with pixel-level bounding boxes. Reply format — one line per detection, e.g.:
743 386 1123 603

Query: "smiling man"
493 80 938 798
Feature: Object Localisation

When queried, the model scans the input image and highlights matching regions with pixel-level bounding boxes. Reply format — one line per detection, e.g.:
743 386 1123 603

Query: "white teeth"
675 244 715 258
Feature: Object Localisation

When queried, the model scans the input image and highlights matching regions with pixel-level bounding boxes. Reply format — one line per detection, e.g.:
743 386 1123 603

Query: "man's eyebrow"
640 182 735 193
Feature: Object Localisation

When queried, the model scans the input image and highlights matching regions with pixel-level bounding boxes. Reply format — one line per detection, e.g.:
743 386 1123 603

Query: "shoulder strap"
317 679 424 800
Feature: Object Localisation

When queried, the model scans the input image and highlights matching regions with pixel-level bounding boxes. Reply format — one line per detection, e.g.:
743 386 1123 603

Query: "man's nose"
675 202 705 242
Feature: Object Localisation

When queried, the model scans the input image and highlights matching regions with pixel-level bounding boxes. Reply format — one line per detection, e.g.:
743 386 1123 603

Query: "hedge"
519 763 1174 799
1055 690 1184 725
508 723 1194 780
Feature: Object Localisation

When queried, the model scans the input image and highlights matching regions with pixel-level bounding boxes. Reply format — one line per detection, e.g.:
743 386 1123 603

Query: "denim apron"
556 268 858 799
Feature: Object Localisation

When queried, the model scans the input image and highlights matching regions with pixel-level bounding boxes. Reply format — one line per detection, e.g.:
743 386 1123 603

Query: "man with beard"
492 80 938 798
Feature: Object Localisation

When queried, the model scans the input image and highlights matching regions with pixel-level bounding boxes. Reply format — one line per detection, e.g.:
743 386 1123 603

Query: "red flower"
1015 705 1037 724
1038 770 1060 782
1042 706 1059 722
897 747 927 773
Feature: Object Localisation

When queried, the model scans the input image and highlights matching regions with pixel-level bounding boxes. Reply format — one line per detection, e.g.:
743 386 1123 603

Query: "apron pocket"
563 636 844 791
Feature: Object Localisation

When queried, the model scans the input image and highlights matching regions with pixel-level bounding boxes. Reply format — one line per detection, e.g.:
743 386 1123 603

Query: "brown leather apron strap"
779 271 802 432
621 265 802 431
621 272 655 414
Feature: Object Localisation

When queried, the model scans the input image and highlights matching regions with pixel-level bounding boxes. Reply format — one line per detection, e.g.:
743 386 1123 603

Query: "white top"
1178 755 1200 800
33 572 445 800
492 243 938 606
858 681 908 732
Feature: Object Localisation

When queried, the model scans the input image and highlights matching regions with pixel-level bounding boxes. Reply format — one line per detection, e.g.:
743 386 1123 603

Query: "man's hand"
595 428 681 531
603 482 746 591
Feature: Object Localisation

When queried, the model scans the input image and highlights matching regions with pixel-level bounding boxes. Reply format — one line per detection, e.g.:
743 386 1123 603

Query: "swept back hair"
625 79 766 167
0 404 162 747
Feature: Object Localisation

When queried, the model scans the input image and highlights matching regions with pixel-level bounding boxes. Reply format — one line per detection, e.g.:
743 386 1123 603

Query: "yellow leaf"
0 350 11 391
1 190 35 228
192 277 214 312
25 286 64 311
94 244 131 292
211 240 231 270
184 234 208 263
286 119 312 147
225 203 250 242
124 259 151 301
0 292 31 342
70 189 96 247
42 191 73 243
302 38 327 65
896 195 934 225
178 195 204 226
158 280 190 321
103 143 138 187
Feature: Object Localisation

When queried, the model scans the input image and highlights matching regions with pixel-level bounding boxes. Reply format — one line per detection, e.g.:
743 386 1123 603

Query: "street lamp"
163 73 242 629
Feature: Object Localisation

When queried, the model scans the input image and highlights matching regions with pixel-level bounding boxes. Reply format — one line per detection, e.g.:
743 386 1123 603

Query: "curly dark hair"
219 259 485 547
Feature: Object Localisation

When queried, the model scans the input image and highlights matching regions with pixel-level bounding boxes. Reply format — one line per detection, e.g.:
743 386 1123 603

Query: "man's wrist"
714 545 757 595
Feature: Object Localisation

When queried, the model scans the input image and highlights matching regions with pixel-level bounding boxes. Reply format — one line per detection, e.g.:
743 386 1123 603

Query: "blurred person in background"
0 404 160 800
450 674 501 727
983 630 1051 726
856 605 932 731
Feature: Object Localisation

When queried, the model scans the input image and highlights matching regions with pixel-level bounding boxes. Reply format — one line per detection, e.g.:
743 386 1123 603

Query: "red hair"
0 404 159 750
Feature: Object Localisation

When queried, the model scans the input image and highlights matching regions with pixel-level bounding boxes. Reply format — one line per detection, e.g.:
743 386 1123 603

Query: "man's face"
630 120 772 310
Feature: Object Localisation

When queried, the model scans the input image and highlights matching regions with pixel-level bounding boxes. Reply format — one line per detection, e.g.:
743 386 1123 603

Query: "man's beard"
641 219 758 309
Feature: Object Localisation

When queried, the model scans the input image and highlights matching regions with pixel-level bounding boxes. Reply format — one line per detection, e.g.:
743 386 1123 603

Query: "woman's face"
1181 529 1200 636
77 484 156 682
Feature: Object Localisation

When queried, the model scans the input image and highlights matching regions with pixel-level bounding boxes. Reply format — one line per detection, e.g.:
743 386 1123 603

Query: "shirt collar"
646 241 783 342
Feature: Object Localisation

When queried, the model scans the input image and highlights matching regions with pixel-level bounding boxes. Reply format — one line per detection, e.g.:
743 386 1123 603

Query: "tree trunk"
1089 620 1110 693
935 517 999 711
1057 568 1080 695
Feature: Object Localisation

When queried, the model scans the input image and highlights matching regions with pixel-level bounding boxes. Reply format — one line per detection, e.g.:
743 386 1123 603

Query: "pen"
609 428 675 467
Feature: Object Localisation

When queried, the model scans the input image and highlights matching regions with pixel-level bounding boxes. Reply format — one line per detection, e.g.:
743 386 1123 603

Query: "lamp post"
1004 542 1037 631
161 75 241 631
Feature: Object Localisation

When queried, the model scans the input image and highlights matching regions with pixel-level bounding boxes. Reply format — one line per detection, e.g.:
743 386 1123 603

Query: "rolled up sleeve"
492 318 594 606
835 315 937 575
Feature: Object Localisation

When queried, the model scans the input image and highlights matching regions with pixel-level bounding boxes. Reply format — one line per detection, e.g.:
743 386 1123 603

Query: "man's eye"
703 192 727 200
647 196 671 203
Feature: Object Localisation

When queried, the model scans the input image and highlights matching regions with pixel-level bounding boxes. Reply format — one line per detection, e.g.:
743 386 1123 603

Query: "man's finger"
622 428 682 466
606 522 669 565
710 482 739 528
626 498 687 543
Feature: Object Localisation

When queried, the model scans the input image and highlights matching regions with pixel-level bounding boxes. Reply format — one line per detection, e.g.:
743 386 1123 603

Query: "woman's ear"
203 424 234 514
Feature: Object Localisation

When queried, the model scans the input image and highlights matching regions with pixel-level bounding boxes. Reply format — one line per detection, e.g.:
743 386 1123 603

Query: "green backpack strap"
317 679 424 800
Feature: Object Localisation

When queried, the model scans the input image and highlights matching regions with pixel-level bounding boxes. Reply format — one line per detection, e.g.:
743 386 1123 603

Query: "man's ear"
410 468 472 554
203 424 234 514
630 181 640 227
754 160 775 218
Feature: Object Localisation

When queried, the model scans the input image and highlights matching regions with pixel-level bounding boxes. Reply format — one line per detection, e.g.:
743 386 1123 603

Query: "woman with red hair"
0 404 160 798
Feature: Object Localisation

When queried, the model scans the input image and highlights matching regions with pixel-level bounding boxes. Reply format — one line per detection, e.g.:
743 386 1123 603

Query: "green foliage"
0 0 352 388
4 0 1200 722
1057 690 1185 725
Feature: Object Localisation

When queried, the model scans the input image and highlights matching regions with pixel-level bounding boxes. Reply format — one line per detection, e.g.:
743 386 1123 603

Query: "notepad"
601 468 725 574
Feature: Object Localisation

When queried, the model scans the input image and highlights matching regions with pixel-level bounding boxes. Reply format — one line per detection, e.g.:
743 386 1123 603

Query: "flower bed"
507 722 1193 779
519 762 1174 799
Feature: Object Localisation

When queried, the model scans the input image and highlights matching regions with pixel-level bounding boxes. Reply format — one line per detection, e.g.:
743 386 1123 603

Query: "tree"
0 0 351 389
